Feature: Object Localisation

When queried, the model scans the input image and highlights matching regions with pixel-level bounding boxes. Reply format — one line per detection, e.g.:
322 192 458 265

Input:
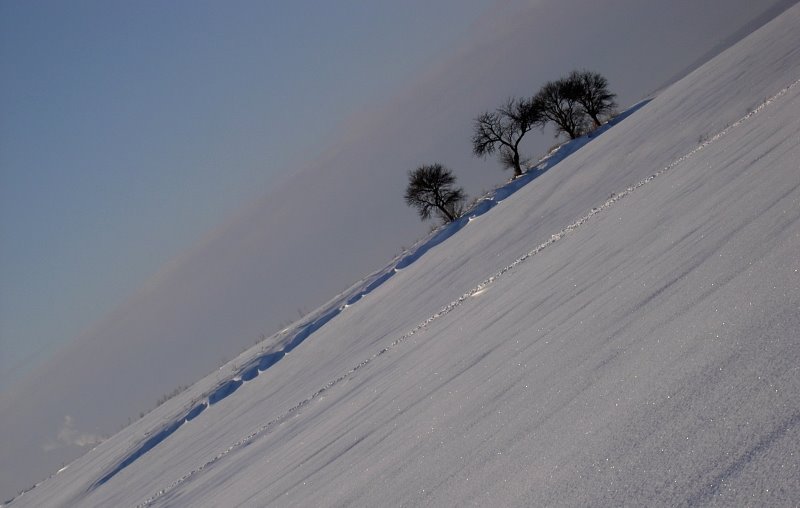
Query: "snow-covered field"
8 5 800 507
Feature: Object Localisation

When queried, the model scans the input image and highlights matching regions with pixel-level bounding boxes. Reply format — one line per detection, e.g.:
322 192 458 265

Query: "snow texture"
6 5 800 507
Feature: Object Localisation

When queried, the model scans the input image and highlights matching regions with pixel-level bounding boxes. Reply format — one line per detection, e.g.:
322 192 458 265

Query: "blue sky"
0 0 491 383
1 0 795 499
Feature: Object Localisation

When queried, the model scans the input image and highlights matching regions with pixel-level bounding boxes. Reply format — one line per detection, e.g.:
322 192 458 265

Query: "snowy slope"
8 5 800 507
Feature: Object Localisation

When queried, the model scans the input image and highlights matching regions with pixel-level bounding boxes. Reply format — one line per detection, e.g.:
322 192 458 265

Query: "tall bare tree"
569 70 616 127
472 97 542 178
404 163 466 223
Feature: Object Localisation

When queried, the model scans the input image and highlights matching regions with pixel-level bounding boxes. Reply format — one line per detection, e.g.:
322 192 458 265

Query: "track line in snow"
136 77 799 508
86 97 651 500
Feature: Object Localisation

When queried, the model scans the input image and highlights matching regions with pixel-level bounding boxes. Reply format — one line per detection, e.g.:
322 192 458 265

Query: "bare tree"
533 79 586 140
569 70 616 127
404 163 466 223
472 97 542 178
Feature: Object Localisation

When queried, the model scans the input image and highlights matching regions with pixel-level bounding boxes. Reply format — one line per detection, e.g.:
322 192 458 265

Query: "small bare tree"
404 163 466 223
472 97 542 178
534 78 586 140
569 70 616 127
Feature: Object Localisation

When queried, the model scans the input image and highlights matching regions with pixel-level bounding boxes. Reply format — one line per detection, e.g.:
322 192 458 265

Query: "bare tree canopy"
472 97 542 177
568 70 617 127
404 163 466 223
533 79 586 140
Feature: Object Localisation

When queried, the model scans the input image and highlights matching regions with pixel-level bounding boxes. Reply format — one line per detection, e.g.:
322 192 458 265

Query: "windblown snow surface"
8 6 800 507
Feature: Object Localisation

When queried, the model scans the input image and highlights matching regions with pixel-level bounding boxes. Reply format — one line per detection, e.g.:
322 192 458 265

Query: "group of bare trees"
474 70 617 175
406 70 616 224
534 70 617 138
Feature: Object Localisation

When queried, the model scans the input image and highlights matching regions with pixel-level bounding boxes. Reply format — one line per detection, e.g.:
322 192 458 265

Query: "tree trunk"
439 207 455 222
435 198 456 222
512 152 522 178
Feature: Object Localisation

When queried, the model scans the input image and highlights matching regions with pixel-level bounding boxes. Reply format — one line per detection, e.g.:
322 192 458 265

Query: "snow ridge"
134 74 800 508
